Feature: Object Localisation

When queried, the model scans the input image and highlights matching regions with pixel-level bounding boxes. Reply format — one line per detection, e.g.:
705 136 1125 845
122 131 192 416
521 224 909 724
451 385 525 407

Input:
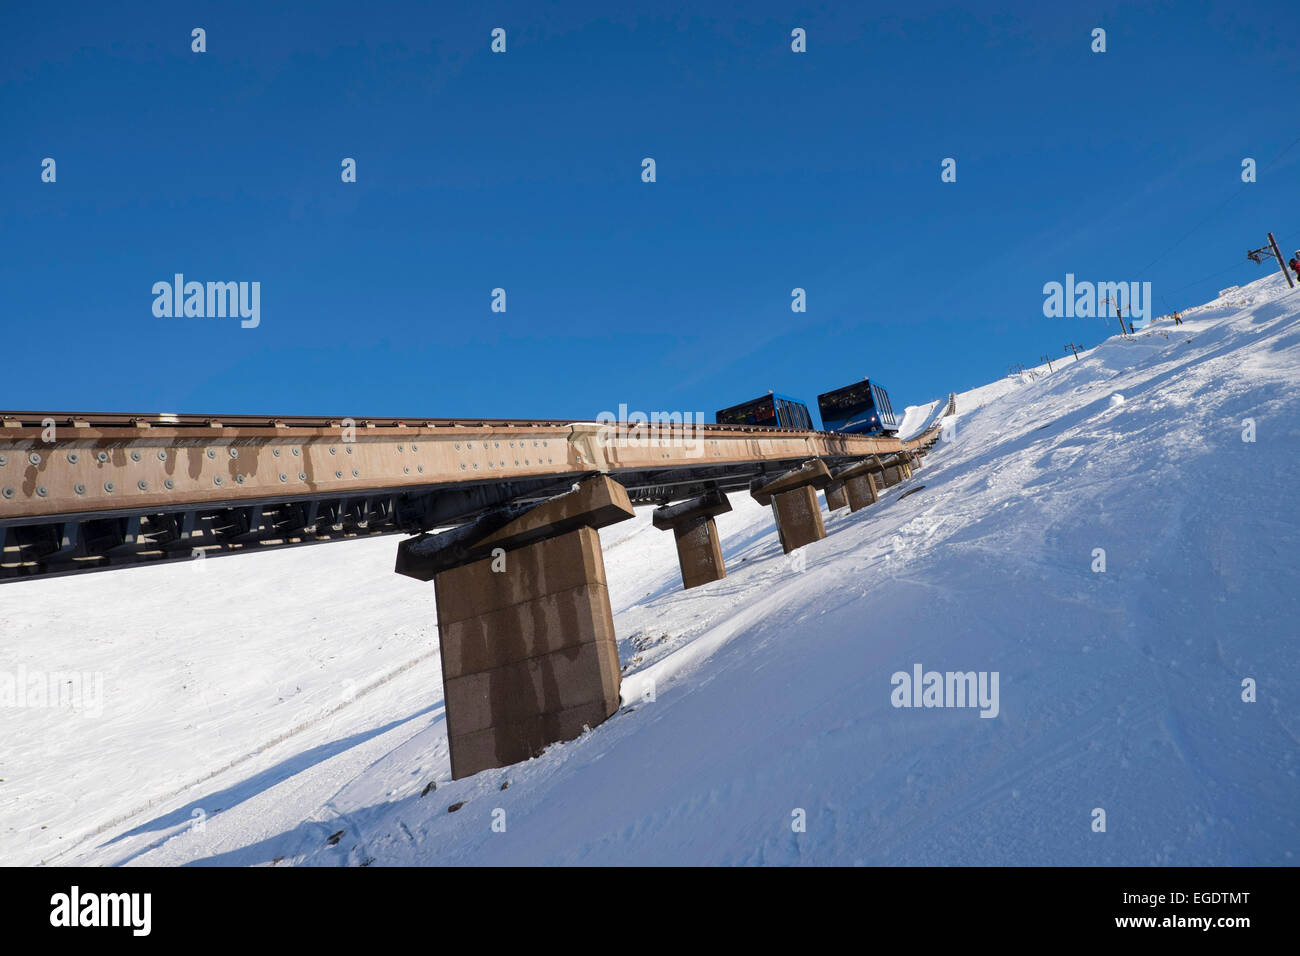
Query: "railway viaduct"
0 400 952 779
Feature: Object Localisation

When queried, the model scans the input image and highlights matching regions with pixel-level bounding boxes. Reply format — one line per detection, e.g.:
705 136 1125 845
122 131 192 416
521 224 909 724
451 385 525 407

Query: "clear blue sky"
3 1 1298 423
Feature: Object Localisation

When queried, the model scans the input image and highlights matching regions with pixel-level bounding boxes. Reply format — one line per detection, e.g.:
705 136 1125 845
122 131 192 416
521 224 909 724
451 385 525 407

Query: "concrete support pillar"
824 483 849 511
395 475 634 780
772 486 824 552
881 463 907 487
826 458 882 513
844 472 878 511
652 489 732 589
750 459 832 553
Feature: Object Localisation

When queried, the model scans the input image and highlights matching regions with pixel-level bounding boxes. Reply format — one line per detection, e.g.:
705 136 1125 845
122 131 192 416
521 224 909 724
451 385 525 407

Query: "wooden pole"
1268 232 1295 288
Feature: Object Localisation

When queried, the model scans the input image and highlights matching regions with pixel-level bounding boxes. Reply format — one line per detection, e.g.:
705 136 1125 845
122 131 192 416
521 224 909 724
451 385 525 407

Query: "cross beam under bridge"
0 407 948 581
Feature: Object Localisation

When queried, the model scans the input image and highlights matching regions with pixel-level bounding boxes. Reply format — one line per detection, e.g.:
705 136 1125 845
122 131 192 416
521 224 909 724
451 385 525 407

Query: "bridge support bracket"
395 475 633 780
652 489 732 589
830 458 883 512
882 458 912 486
750 459 832 553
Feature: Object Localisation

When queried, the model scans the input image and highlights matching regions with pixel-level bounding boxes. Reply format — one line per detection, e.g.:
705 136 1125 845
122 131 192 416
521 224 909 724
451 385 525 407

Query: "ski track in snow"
2 274 1298 866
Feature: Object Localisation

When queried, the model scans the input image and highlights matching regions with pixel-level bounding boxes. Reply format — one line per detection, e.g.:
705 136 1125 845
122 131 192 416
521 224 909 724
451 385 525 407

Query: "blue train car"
817 379 899 435
715 392 814 429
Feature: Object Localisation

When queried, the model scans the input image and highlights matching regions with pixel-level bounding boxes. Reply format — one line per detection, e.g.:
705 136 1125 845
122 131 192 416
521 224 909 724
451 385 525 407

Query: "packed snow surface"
2 274 1298 866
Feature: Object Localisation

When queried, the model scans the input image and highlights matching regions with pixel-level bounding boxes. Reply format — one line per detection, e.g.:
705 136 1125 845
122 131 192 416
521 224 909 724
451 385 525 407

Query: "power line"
1136 132 1300 279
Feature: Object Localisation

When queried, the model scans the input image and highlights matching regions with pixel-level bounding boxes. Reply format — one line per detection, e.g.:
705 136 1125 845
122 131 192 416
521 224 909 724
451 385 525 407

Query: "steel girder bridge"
0 404 951 582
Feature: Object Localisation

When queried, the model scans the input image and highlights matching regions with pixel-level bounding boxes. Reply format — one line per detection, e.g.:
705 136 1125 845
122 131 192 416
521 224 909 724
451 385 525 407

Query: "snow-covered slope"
3 272 1298 866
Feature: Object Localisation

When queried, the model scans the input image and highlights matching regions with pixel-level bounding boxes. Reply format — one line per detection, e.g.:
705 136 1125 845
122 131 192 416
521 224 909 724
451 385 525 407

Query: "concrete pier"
829 458 881 512
652 489 732 589
750 459 832 553
395 475 634 779
824 483 849 511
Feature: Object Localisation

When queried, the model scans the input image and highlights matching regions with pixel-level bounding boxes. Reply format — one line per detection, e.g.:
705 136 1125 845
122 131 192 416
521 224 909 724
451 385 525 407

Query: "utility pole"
1100 295 1120 333
1065 342 1081 361
1268 232 1295 288
1249 233 1295 288
1041 354 1054 373
1100 295 1134 335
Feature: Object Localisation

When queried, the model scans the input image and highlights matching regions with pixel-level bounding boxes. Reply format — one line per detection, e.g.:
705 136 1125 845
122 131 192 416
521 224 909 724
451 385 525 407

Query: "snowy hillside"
3 272 1298 866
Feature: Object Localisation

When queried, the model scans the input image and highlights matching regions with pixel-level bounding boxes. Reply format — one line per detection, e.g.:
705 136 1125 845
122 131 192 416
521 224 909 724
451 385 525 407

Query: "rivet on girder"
229 448 239 459
335 470 343 479
36 486 48 497
157 450 167 461
403 466 410 474
455 443 461 450
67 452 79 464
214 476 223 486
29 452 41 465
292 448 300 457
417 465 424 473
298 472 306 481
235 474 245 484
346 447 352 455
164 479 174 490
2 487 13 499
352 469 359 477
75 483 86 495
103 481 115 493
97 451 109 463
412 444 419 451
131 451 141 462
397 445 404 452
460 464 466 470
329 447 337 455
0 454 6 466
138 480 148 490
273 448 281 457
280 473 288 482
206 449 216 460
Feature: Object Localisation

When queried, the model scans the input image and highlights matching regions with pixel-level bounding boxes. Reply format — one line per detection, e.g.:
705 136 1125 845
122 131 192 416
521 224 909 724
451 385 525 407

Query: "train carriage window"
717 394 816 429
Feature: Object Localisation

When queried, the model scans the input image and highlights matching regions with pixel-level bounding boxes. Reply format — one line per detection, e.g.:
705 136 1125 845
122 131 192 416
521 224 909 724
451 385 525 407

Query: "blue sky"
3 1 1298 424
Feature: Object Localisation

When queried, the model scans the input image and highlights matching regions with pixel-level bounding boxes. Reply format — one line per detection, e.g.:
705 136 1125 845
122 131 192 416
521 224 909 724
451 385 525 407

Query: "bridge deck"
0 409 945 581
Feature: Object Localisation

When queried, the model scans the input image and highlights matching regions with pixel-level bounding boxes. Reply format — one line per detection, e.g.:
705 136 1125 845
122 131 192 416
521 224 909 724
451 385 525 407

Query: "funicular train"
715 379 899 436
